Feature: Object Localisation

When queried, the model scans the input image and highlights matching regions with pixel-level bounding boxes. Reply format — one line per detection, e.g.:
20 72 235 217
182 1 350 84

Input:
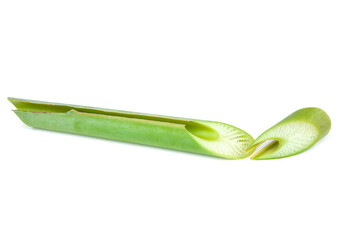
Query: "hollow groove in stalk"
8 97 189 125
250 140 279 160
185 121 219 141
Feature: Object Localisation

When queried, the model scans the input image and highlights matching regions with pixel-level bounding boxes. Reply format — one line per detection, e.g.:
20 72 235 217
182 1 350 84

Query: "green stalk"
246 107 331 160
9 97 254 159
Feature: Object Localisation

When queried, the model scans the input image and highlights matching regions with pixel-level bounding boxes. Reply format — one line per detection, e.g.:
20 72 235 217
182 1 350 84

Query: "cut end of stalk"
248 107 331 160
247 121 320 160
185 121 254 159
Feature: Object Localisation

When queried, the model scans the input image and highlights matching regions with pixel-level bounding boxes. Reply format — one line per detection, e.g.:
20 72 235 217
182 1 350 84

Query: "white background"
1 1 360 239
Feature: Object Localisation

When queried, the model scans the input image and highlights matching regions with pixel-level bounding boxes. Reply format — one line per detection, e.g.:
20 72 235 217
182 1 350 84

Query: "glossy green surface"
9 98 254 159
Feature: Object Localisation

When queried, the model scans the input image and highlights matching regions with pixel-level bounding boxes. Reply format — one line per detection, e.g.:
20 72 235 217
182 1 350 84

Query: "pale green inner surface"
252 121 319 159
189 121 252 158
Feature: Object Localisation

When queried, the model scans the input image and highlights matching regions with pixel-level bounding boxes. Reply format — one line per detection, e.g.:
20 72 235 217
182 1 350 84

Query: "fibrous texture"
188 121 253 158
247 107 331 160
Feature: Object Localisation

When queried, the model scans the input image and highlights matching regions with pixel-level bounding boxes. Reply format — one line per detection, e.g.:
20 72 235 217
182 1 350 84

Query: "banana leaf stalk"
9 97 254 159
